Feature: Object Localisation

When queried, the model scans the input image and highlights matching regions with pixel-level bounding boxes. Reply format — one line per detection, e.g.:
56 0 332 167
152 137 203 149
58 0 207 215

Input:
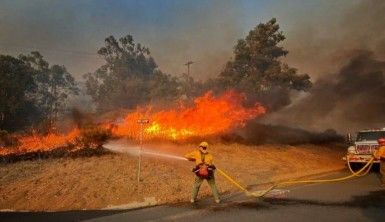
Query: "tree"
177 73 205 100
218 18 312 110
84 35 179 111
19 51 79 129
0 55 41 132
148 70 180 102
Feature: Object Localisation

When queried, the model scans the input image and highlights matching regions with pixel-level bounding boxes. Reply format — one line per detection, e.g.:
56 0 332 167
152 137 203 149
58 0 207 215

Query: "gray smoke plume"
266 51 385 133
263 0 385 134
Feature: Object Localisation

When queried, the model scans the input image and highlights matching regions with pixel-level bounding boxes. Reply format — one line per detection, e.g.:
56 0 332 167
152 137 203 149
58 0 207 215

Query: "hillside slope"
0 143 346 211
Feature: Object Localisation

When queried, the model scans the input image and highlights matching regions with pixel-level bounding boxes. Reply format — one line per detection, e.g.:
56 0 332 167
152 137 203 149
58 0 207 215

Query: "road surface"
2 171 385 222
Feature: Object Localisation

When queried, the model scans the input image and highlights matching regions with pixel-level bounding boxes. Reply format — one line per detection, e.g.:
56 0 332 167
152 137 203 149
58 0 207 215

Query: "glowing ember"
113 91 266 140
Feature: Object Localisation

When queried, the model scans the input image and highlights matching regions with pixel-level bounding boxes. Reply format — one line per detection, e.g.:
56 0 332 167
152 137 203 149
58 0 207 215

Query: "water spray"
140 150 187 161
104 140 287 198
104 140 187 161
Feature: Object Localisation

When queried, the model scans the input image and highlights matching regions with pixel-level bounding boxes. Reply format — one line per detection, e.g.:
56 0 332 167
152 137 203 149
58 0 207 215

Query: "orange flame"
0 91 266 156
0 129 80 156
113 91 266 140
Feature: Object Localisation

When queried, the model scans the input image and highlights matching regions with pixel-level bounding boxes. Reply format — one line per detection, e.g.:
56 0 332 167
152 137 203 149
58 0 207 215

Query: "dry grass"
0 143 345 211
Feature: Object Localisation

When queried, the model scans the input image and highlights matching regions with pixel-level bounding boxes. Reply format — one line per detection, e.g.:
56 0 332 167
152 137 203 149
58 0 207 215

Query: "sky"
0 0 364 81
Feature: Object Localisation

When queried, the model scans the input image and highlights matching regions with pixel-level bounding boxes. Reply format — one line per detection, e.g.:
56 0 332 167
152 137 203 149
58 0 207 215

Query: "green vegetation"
215 18 312 110
0 52 78 133
83 35 180 112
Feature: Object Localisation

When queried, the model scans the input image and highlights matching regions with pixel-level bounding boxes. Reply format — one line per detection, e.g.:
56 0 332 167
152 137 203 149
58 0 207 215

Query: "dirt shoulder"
0 143 346 211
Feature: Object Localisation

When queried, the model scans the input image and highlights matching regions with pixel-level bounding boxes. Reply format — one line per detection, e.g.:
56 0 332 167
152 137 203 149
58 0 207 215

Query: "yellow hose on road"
216 157 375 198
216 168 249 193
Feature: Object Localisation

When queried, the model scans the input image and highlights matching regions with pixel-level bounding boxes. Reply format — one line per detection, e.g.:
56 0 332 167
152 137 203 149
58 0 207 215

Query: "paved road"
2 171 385 222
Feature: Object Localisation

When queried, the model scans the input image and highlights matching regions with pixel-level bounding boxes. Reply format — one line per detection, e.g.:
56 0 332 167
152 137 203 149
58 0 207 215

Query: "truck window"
356 131 385 141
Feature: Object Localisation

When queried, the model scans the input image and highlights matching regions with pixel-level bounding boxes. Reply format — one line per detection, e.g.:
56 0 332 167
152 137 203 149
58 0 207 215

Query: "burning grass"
0 90 266 159
112 91 266 140
0 125 112 162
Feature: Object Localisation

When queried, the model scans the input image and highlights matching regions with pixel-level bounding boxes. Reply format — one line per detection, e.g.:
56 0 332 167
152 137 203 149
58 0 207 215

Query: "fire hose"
215 157 375 198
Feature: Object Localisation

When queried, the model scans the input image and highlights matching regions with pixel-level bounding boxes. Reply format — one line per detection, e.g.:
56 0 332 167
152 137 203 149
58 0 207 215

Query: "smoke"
262 0 385 134
0 0 242 80
223 122 343 145
282 0 385 80
149 0 243 80
266 51 385 133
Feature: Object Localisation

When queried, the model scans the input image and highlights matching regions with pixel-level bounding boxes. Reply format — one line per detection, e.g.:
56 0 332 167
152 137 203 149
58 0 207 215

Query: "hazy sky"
0 0 362 80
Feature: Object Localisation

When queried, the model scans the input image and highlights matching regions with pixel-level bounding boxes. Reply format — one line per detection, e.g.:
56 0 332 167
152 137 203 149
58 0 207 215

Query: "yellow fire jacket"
184 150 213 166
374 145 385 160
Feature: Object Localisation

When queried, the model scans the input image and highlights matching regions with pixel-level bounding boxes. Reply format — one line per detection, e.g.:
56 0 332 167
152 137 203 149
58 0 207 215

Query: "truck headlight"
347 146 356 154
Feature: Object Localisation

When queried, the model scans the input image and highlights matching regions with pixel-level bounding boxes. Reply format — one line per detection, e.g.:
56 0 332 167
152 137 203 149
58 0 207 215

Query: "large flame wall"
113 91 266 140
0 91 266 156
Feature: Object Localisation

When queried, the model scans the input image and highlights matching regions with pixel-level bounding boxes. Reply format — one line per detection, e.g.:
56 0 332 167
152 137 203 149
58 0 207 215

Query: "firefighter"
373 138 385 186
184 141 220 203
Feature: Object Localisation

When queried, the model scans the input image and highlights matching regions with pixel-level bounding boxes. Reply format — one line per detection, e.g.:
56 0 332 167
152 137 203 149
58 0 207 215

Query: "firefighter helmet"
199 141 209 148
378 138 385 145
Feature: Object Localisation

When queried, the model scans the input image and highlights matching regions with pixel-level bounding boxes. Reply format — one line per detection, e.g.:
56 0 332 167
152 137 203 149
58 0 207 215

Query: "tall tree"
218 18 312 110
20 51 79 129
0 55 41 131
84 35 179 111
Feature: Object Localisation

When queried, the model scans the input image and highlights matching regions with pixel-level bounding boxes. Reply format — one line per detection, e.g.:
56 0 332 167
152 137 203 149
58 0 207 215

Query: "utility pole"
137 118 149 191
185 61 194 76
